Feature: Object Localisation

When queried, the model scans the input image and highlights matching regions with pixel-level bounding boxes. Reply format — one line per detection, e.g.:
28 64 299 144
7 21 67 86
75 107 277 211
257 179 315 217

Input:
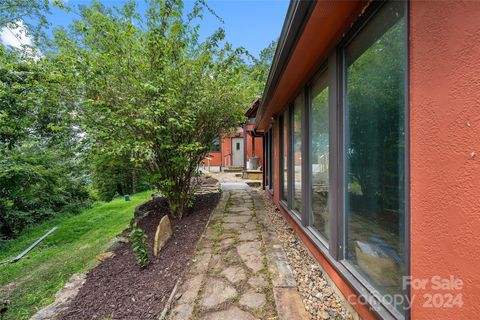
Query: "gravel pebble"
263 194 353 320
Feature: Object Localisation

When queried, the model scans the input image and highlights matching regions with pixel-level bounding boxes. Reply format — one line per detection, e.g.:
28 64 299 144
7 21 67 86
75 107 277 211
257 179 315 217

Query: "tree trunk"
169 193 190 219
116 182 123 196
167 172 195 219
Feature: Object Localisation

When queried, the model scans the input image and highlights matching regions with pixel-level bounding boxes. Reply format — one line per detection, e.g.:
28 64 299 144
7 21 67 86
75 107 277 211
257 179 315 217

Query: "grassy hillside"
0 191 152 320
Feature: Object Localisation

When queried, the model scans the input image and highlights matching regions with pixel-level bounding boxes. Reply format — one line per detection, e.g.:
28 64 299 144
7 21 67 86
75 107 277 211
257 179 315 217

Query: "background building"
202 99 263 172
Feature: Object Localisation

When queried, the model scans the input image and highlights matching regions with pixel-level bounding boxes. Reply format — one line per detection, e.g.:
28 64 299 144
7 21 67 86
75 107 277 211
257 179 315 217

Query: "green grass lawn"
0 191 152 320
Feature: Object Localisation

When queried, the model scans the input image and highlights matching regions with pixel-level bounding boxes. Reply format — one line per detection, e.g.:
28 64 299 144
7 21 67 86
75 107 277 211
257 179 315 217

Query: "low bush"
129 223 150 268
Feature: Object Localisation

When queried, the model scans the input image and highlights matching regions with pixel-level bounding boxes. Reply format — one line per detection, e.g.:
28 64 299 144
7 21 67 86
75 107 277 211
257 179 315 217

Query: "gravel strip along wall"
262 193 358 320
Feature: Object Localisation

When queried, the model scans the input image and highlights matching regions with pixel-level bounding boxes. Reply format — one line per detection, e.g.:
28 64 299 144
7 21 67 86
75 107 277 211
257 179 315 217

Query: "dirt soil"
60 185 220 320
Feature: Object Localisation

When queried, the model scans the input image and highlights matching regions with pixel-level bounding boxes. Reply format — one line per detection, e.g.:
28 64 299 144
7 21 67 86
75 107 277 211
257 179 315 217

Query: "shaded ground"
60 188 220 320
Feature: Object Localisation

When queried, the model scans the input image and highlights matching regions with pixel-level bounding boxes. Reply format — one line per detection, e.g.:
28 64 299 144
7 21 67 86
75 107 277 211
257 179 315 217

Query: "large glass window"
310 75 329 240
344 1 406 309
292 95 303 214
280 114 289 202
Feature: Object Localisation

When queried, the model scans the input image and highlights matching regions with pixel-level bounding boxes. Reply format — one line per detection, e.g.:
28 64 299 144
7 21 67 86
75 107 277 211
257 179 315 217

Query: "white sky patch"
0 20 33 49
1 20 43 60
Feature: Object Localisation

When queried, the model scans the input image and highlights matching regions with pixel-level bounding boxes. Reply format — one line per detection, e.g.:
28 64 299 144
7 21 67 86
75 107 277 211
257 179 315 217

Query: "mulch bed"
60 183 220 320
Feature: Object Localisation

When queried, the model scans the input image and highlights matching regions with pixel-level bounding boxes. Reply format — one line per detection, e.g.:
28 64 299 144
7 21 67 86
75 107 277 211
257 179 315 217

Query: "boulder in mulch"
96 251 115 262
154 215 173 256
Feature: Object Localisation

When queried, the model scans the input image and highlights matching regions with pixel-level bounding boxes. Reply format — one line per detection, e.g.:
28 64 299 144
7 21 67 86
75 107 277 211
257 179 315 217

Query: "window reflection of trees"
345 2 406 306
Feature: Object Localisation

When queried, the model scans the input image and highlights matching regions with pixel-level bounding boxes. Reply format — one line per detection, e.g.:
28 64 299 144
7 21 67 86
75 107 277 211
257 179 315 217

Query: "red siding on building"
204 151 222 166
245 123 263 166
410 2 480 319
202 125 263 168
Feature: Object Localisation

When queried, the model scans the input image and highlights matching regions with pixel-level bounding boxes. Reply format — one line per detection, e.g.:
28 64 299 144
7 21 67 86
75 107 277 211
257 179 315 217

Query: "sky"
1 0 290 59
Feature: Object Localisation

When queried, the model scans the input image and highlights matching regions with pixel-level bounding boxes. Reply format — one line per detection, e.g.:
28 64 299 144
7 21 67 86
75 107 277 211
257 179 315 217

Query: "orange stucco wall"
409 2 480 319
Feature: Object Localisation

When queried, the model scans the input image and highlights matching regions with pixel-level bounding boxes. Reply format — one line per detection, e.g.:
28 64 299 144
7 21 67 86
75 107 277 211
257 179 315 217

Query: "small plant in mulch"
129 223 150 268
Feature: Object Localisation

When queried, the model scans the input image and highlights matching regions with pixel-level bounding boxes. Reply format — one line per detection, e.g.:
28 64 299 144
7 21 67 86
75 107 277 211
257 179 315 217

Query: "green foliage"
52 0 257 218
0 47 90 239
0 143 90 237
92 152 151 201
129 222 150 268
248 40 278 96
0 0 273 239
0 0 50 47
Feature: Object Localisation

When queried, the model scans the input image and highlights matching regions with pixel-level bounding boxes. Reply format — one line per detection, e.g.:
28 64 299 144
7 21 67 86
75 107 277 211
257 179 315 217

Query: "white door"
231 138 244 167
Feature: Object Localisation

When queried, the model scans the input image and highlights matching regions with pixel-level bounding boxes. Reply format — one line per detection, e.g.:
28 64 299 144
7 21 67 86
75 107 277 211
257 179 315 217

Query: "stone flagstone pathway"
168 185 308 320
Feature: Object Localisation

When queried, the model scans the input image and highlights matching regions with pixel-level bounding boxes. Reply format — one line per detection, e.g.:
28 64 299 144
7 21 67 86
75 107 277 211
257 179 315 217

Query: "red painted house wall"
409 2 480 319
203 151 222 166
245 123 263 167
203 125 263 168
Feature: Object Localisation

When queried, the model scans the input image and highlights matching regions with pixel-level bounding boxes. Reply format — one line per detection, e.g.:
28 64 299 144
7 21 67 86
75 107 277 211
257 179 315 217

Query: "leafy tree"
0 143 90 237
248 40 277 96
53 0 252 218
0 0 50 28
0 34 90 239
0 0 268 240
0 0 69 52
